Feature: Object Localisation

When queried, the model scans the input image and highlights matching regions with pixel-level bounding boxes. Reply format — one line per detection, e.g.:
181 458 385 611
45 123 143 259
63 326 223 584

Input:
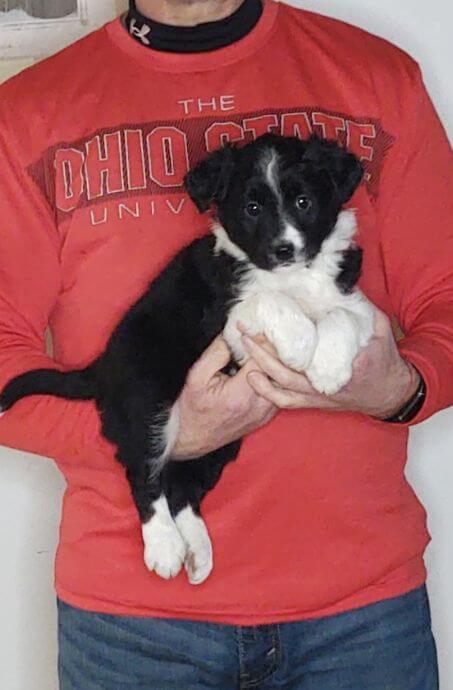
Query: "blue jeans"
58 586 439 689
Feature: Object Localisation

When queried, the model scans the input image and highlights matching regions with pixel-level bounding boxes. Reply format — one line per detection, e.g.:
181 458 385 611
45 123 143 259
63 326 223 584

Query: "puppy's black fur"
0 134 363 576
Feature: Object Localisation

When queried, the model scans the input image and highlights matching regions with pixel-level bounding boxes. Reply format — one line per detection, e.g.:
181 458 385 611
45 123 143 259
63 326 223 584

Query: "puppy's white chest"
224 282 320 374
220 209 375 394
223 262 375 396
239 263 341 320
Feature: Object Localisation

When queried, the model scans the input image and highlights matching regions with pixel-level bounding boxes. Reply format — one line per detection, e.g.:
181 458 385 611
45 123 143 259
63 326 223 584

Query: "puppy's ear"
184 145 236 213
305 136 364 203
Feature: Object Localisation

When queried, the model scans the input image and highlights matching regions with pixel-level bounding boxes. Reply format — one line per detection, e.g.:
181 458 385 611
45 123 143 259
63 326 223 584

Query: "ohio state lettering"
28 107 395 221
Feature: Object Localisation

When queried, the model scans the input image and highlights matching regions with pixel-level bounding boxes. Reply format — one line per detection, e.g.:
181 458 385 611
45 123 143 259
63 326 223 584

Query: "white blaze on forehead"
282 222 304 251
261 149 281 200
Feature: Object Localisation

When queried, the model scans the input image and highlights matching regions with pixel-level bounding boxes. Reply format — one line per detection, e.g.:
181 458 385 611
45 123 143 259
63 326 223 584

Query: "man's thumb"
186 336 231 387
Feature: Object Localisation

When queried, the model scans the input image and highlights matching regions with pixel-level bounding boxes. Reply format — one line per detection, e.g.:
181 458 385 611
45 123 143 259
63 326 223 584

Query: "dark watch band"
383 371 426 423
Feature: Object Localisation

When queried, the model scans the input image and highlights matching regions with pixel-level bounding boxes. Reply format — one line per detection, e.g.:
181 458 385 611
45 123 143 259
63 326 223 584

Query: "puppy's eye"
246 201 261 217
296 195 312 211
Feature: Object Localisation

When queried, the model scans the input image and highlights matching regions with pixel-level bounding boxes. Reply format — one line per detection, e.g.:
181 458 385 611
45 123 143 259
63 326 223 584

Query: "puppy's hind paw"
143 528 186 579
142 503 186 580
175 507 213 585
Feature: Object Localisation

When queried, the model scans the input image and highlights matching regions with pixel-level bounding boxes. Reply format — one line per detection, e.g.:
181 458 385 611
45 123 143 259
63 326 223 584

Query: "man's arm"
377 64 453 424
0 118 110 461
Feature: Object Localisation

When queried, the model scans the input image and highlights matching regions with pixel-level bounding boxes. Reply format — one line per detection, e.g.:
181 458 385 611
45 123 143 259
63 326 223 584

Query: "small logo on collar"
129 18 151 46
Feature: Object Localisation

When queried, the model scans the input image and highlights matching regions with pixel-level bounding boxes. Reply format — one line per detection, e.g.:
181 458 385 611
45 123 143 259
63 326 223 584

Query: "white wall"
0 1 451 689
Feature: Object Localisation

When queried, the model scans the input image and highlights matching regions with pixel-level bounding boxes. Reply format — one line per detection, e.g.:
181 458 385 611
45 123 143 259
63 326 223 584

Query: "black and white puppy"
0 135 374 585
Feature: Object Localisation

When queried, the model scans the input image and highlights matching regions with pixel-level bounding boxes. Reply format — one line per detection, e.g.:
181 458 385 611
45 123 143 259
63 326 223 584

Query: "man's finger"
226 356 264 400
247 371 339 411
246 371 303 408
242 335 313 393
187 336 232 388
236 323 279 356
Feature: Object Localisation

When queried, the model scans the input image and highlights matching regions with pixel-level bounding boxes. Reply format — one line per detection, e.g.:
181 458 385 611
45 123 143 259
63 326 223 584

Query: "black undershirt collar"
125 0 263 53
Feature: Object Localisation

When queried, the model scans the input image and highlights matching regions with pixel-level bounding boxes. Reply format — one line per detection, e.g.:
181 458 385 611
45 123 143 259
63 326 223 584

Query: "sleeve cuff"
396 335 443 426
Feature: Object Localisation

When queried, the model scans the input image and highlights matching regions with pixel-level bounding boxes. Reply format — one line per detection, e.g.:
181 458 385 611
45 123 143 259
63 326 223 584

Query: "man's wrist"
382 365 426 423
372 360 422 421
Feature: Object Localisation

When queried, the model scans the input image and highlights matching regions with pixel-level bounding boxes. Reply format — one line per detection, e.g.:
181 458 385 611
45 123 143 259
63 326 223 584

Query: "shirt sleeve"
378 63 453 426
0 117 112 462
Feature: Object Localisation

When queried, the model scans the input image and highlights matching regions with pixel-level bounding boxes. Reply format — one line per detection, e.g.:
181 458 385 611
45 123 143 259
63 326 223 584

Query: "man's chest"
34 76 394 363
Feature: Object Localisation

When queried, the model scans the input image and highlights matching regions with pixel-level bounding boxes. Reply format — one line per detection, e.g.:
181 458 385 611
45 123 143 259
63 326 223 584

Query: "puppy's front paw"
273 318 318 372
306 308 359 395
142 510 186 580
306 358 352 395
175 507 213 585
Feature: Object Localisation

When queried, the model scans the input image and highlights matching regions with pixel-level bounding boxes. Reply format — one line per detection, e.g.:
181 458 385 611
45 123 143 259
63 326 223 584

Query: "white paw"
274 319 318 372
142 497 186 580
143 523 186 579
223 315 255 367
175 507 213 585
306 359 352 395
306 308 360 395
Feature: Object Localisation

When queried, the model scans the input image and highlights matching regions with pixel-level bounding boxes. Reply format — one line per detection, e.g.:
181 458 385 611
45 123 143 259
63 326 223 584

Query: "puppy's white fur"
142 494 186 579
218 210 375 395
147 402 180 480
175 506 213 585
283 222 304 252
263 151 282 201
214 224 248 262
143 499 213 586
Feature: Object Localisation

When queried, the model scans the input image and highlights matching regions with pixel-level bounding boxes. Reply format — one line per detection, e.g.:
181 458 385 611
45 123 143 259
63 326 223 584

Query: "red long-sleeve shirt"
0 0 452 624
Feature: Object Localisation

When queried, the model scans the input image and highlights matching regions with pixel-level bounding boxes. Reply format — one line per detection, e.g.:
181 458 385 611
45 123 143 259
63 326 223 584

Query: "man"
0 0 451 687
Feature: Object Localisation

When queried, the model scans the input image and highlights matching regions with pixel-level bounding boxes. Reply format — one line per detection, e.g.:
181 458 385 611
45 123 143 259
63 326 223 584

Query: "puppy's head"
184 134 363 270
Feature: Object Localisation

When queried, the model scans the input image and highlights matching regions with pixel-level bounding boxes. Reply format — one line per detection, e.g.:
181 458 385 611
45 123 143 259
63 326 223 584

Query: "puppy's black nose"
274 243 295 261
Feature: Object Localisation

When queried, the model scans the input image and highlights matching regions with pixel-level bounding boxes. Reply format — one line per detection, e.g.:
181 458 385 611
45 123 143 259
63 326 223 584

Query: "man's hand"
240 309 421 419
172 337 277 460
